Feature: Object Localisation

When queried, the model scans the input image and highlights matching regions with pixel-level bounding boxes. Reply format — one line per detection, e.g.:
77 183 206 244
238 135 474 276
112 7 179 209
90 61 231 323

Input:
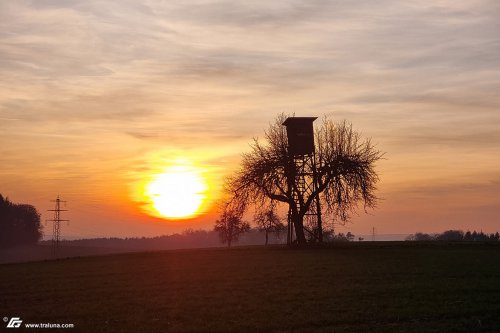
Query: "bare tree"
224 114 382 245
214 208 250 248
254 206 285 245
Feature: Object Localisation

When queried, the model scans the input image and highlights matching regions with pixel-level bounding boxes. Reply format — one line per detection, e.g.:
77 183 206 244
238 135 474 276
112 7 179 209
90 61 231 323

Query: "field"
1 242 499 332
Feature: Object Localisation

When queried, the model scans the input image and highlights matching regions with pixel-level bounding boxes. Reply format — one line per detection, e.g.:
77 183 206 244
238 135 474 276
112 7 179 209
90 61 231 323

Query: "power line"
46 196 69 258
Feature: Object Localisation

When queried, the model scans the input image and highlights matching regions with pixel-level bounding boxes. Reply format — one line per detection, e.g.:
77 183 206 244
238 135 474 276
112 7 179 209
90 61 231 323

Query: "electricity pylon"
47 196 69 258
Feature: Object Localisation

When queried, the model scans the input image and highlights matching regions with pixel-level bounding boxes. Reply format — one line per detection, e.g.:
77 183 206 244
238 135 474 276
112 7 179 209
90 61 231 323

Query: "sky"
1 0 499 239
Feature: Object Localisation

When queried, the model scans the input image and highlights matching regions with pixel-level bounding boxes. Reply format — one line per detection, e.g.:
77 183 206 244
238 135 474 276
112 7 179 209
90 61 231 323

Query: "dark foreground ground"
1 242 499 332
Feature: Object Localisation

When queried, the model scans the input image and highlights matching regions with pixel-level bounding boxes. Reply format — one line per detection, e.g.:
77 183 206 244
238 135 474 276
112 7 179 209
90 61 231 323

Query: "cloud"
126 131 244 144
2 0 499 147
389 177 500 199
1 0 500 235
166 1 330 27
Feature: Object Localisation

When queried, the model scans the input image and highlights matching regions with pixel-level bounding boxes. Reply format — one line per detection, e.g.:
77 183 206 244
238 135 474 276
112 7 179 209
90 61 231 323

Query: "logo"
6 317 23 328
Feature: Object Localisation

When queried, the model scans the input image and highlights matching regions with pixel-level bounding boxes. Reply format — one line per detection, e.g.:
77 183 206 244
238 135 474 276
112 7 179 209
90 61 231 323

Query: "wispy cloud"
1 0 499 235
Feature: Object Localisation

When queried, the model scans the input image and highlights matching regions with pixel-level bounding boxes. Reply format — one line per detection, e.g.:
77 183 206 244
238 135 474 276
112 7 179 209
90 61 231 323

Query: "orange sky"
1 1 499 239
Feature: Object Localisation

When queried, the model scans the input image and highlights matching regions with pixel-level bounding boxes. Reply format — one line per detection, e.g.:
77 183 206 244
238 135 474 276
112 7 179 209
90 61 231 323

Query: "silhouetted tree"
406 232 435 241
254 206 286 245
224 114 382 245
214 208 250 248
323 229 335 242
436 230 464 241
329 232 356 242
0 194 42 248
406 230 499 242
474 231 489 241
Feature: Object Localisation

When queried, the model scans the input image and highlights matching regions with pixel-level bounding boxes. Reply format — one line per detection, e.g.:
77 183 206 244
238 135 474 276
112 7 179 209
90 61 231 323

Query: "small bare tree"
254 206 285 245
214 208 250 248
225 114 382 245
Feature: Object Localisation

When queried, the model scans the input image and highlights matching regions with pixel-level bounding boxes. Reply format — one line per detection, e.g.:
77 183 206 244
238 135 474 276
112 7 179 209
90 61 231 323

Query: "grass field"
1 242 499 332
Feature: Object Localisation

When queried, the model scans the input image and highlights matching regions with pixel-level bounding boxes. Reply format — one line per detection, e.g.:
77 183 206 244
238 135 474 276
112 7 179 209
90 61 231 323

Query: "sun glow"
144 165 208 219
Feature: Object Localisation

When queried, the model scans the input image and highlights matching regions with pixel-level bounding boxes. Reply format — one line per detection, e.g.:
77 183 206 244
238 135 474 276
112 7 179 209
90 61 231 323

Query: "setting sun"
145 165 208 219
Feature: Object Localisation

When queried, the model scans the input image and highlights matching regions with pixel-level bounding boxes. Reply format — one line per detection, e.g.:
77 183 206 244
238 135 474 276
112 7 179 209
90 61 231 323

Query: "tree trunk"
265 230 269 246
227 238 232 248
292 214 307 245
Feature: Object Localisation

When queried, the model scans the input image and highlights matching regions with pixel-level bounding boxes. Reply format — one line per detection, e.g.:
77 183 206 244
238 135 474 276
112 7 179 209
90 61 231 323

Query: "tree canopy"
224 114 382 245
213 208 251 247
0 194 43 248
254 206 286 245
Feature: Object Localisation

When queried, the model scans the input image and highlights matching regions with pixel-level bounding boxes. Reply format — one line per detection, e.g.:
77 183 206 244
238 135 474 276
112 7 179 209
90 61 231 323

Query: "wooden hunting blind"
282 116 322 244
282 117 317 156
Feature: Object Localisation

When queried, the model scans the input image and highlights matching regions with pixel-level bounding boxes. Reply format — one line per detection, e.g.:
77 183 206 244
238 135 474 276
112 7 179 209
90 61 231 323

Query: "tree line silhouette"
41 228 286 250
406 230 500 242
0 194 43 248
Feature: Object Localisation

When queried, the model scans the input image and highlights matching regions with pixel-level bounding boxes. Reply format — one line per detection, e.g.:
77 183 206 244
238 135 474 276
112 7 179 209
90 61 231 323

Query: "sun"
145 165 208 219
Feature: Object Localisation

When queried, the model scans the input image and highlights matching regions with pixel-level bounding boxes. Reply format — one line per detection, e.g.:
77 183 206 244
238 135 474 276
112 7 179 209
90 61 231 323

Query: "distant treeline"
0 195 42 248
41 228 287 250
406 230 500 242
40 229 363 250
